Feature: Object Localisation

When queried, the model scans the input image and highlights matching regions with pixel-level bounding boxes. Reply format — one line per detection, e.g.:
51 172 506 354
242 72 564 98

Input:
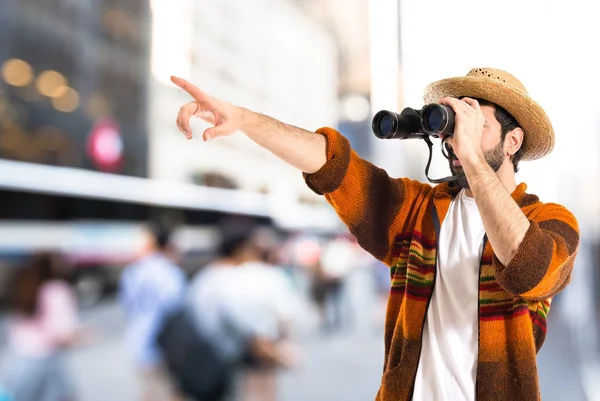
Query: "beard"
449 142 505 189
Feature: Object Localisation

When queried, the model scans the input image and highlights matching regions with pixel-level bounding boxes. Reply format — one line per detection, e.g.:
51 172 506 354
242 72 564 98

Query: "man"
171 67 580 401
119 223 186 401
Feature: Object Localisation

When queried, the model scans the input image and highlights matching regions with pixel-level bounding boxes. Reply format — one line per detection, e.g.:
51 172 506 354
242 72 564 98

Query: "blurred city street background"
1 267 592 401
0 0 599 400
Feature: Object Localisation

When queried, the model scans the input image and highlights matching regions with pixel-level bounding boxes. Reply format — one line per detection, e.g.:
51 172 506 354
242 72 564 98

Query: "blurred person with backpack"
170 223 300 401
156 225 245 401
119 223 186 401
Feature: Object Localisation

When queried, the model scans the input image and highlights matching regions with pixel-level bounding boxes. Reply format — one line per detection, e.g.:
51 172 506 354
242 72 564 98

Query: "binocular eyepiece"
372 104 455 140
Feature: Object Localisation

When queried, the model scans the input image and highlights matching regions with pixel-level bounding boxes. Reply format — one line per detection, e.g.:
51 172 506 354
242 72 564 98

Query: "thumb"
203 124 232 141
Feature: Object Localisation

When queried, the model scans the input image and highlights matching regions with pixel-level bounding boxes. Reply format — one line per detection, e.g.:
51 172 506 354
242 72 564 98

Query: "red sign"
86 120 123 172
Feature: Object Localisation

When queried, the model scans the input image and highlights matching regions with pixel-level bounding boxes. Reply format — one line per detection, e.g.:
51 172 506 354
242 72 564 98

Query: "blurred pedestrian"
119 223 186 401
238 227 302 401
188 224 301 401
315 234 361 333
1 251 88 401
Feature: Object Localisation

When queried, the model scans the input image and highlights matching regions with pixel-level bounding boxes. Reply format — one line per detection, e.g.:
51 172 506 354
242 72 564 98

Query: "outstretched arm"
172 76 327 174
172 77 432 263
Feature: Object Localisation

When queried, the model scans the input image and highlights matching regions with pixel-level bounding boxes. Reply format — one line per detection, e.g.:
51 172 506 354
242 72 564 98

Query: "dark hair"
216 218 256 258
474 98 523 172
218 229 254 258
8 252 67 316
146 222 173 251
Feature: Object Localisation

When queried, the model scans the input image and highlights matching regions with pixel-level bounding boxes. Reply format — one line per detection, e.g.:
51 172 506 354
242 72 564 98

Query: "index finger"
438 96 461 106
439 97 465 112
170 76 215 105
461 97 480 110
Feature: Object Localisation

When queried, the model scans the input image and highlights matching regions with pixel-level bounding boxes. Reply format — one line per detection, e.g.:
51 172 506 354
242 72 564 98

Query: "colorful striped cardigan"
303 127 580 401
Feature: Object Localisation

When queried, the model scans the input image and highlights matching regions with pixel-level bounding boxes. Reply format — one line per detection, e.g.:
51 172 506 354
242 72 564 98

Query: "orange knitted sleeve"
493 202 580 301
303 127 432 263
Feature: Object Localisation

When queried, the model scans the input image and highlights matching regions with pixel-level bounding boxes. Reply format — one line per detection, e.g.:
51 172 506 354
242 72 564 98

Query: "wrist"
460 150 486 169
239 106 257 134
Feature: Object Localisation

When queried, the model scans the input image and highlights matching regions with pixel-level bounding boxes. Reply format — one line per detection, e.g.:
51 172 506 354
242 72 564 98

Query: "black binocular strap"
423 135 466 184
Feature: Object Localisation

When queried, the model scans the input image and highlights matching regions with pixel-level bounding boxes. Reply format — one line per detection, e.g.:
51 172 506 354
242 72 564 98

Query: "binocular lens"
372 111 398 139
372 106 444 140
420 104 454 136
424 107 444 132
377 113 394 137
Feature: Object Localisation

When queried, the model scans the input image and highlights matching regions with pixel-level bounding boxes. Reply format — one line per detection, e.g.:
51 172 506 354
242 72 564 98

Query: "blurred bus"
0 159 340 307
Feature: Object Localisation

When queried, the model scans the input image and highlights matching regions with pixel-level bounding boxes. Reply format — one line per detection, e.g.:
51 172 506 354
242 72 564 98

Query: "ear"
504 127 524 157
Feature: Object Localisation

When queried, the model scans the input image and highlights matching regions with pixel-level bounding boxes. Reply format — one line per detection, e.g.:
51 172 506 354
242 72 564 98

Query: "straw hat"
423 68 554 161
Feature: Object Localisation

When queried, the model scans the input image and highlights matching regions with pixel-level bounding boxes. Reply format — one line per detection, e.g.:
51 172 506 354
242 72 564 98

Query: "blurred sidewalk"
538 313 588 401
0 266 597 401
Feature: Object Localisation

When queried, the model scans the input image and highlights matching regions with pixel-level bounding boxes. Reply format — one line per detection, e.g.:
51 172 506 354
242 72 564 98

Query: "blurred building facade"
296 0 376 162
148 0 339 205
0 0 151 178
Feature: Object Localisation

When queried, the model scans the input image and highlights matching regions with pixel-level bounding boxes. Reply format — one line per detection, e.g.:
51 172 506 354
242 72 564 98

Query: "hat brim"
423 76 554 161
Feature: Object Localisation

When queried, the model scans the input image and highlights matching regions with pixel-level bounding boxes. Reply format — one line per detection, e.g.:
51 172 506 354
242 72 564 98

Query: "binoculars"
372 104 455 140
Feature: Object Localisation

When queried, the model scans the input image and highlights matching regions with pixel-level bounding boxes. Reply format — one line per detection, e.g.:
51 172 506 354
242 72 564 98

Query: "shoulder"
190 264 231 290
520 190 576 220
146 254 183 278
42 279 75 296
40 280 77 306
431 182 461 198
520 192 579 235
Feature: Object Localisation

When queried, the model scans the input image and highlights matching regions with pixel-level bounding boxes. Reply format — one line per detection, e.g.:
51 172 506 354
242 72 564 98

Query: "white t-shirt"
412 189 486 401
